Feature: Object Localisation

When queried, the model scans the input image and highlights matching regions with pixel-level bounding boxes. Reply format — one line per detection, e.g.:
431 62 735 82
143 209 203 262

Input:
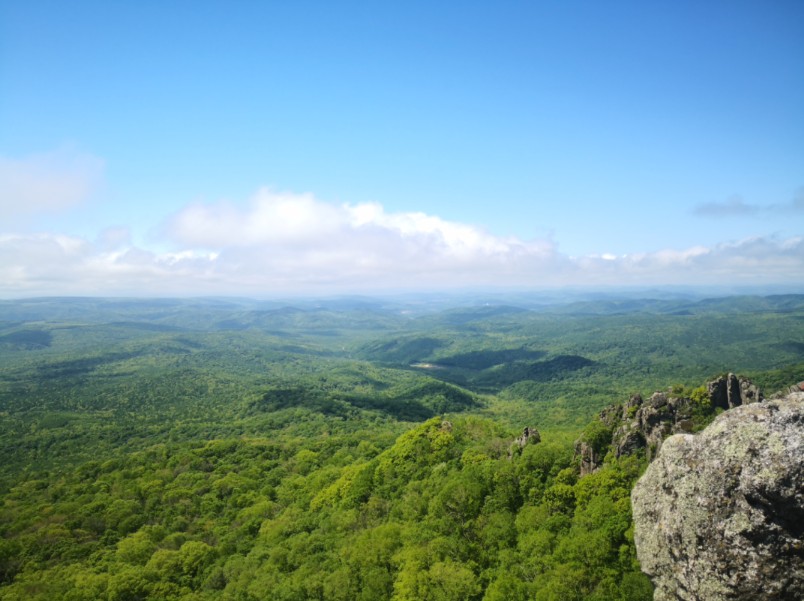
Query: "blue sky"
1 1 802 296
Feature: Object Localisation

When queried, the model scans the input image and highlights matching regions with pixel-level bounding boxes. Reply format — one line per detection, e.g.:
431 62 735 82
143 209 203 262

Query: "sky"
1 0 803 297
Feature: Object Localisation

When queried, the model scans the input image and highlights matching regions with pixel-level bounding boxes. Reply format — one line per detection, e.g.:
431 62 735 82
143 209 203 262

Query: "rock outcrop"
631 392 804 601
708 372 762 410
576 374 763 474
509 426 540 458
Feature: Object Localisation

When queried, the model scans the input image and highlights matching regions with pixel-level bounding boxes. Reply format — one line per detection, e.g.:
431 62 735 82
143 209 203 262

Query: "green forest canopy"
1 294 802 600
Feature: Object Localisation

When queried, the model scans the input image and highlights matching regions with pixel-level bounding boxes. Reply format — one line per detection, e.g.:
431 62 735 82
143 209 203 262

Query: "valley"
1 294 802 600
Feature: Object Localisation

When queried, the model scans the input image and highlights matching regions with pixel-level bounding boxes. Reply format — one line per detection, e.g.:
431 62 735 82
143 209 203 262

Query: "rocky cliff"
631 392 804 600
576 373 762 475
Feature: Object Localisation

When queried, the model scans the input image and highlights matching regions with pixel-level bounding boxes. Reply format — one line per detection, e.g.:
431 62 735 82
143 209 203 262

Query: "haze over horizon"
1 1 803 297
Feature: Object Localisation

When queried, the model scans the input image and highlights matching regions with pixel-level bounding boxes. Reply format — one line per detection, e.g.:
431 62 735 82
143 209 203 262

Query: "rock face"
612 391 696 462
509 426 540 458
631 392 804 601
708 372 763 410
576 374 763 474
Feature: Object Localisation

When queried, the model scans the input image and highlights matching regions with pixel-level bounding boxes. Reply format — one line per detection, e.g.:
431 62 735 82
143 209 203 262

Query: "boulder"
631 393 804 600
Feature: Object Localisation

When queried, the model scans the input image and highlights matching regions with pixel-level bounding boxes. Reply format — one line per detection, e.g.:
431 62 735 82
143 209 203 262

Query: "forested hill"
1 294 803 600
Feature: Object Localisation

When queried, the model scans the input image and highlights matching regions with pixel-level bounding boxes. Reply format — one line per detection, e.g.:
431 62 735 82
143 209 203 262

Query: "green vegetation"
1 294 803 600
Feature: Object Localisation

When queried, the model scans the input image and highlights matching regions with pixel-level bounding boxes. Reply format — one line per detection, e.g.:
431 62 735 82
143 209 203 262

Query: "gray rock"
649 391 669 408
509 426 540 458
616 428 646 457
708 373 763 410
576 439 598 476
632 393 804 601
575 375 763 472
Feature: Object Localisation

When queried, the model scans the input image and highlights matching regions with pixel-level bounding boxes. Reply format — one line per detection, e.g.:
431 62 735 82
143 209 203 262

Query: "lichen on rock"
631 392 804 600
576 374 763 475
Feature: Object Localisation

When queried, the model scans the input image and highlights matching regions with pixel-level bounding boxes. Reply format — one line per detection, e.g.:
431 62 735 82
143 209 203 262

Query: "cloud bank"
1 188 802 297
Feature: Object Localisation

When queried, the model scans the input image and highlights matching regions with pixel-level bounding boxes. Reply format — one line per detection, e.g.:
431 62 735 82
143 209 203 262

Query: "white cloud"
573 237 804 286
163 188 557 280
0 148 104 220
1 188 803 296
96 226 132 251
165 188 521 259
166 189 345 248
0 233 222 296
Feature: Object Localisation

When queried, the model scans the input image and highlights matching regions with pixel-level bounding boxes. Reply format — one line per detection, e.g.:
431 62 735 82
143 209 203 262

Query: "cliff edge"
631 392 804 600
